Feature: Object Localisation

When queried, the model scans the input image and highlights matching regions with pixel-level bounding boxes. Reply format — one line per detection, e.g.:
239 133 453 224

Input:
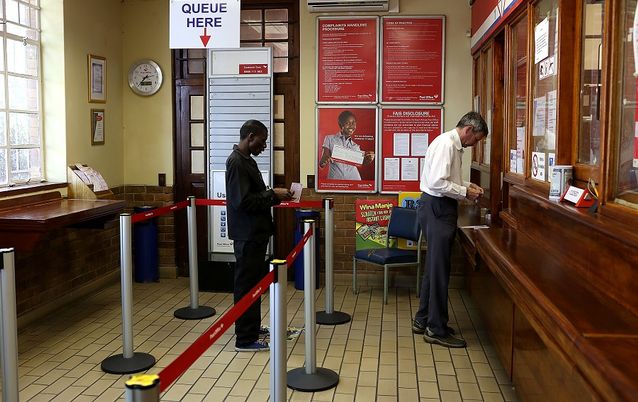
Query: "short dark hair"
240 119 267 140
456 112 488 136
338 110 356 127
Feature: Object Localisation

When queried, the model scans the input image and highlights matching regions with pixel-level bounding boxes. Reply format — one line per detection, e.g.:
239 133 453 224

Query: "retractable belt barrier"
125 227 313 402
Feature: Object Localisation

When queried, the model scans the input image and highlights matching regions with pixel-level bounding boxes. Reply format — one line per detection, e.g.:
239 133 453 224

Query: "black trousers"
415 193 458 336
233 239 269 346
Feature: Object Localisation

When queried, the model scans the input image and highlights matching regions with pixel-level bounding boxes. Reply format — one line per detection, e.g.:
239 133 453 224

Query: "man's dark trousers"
415 193 458 336
233 239 269 346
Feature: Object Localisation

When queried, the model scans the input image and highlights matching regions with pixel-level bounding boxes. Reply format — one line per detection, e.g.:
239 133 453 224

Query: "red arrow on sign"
200 27 211 47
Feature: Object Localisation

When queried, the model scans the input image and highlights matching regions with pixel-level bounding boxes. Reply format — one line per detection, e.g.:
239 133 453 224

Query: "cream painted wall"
122 0 173 186
63 0 125 187
299 0 474 187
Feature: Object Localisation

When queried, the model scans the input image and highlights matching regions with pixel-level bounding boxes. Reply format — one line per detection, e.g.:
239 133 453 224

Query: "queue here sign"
170 0 240 49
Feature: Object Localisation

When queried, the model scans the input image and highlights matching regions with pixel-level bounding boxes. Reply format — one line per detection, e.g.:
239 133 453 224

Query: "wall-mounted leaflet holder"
560 185 596 208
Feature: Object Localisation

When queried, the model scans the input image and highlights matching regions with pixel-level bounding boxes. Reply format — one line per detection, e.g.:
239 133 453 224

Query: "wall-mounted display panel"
316 17 379 103
380 16 445 104
316 105 378 193
379 107 443 193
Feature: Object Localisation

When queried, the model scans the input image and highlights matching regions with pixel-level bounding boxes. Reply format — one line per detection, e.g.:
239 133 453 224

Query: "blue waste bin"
293 209 320 290
133 206 159 283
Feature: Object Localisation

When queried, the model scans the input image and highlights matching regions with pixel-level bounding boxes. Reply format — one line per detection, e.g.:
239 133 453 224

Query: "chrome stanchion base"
174 306 216 320
287 367 339 392
316 311 351 325
101 352 155 374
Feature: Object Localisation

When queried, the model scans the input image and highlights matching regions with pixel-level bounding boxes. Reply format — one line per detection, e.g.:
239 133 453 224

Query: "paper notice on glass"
290 182 302 203
533 96 546 136
401 158 419 181
510 150 517 173
531 151 546 181
516 127 525 152
393 133 410 156
331 144 364 166
411 133 429 156
516 150 524 174
384 158 400 181
547 90 557 148
535 17 549 64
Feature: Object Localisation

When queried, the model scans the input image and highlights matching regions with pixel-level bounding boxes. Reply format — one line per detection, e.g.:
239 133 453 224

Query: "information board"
381 16 445 104
355 199 396 252
379 107 443 193
317 17 378 103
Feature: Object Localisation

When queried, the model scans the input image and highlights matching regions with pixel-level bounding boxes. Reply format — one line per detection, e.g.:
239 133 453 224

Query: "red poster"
381 17 445 104
239 64 268 74
380 108 443 193
316 106 377 193
317 17 378 103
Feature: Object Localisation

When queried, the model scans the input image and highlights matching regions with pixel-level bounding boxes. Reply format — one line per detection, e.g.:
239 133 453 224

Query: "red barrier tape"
195 199 226 206
158 270 275 392
286 227 313 266
131 201 190 223
195 199 323 209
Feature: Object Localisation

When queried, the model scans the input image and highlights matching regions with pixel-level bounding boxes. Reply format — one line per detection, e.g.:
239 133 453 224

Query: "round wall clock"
128 59 163 96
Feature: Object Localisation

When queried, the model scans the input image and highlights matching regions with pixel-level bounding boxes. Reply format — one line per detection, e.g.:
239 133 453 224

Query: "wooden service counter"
458 186 638 402
0 191 125 250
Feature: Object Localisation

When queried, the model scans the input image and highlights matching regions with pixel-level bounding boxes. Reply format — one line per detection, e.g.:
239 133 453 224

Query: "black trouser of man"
233 239 269 347
414 193 458 336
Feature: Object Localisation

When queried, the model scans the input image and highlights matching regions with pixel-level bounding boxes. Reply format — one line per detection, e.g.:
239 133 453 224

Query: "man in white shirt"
412 112 487 348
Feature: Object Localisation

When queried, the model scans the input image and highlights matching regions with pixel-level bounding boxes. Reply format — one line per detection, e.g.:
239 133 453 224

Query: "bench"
475 226 638 401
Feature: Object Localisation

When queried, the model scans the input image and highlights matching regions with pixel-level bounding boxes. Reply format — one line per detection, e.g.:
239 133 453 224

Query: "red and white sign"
381 16 445 104
316 106 378 193
380 108 443 193
170 0 240 49
317 17 378 103
239 64 268 74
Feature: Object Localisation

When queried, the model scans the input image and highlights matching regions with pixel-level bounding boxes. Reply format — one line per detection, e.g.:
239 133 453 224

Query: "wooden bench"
474 226 638 401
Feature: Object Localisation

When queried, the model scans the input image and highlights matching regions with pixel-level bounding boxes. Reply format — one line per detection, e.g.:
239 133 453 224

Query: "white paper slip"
460 225 490 229
290 182 302 203
331 144 364 165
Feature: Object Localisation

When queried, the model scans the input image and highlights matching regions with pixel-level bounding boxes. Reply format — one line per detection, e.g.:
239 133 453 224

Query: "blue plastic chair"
352 206 423 304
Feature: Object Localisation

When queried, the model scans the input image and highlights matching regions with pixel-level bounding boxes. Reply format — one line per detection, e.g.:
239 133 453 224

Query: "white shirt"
419 128 469 200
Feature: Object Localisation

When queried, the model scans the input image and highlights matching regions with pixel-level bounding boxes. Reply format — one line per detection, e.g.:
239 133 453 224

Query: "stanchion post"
316 198 351 325
101 213 156 374
174 196 215 320
125 374 160 402
269 260 287 402
0 248 19 402
287 220 339 392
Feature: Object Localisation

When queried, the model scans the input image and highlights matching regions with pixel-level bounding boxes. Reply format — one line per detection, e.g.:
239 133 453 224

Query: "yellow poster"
397 192 422 249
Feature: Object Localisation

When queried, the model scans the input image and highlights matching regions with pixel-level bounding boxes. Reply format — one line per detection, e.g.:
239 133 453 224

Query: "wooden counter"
0 191 125 250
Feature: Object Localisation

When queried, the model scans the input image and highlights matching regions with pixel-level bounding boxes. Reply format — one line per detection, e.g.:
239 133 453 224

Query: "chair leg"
352 257 358 294
384 264 388 305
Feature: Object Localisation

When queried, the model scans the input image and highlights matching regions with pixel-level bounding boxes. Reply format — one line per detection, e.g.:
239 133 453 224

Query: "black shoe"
412 319 456 335
423 328 466 348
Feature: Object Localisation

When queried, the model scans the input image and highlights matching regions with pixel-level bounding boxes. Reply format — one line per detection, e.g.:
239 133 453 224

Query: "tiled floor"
13 278 519 401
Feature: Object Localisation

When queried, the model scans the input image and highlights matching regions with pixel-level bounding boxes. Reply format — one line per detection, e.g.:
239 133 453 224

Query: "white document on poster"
393 133 410 156
546 90 557 149
401 158 419 181
332 144 364 165
384 158 400 181
411 133 429 156
535 17 549 64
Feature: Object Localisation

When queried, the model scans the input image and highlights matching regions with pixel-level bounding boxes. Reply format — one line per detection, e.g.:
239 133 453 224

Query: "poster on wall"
316 106 378 193
380 107 443 193
317 17 379 103
381 16 445 104
355 199 396 252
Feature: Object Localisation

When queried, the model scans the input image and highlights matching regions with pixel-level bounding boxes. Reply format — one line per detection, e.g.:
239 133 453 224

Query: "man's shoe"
423 328 466 348
259 326 269 336
412 319 456 335
235 340 269 352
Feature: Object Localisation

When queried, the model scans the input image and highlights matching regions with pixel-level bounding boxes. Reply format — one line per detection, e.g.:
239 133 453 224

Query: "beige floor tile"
459 382 482 400
377 378 397 396
437 374 459 391
440 390 463 402
418 381 440 399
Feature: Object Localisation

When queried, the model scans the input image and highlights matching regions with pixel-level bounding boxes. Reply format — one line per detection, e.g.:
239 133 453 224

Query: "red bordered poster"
380 107 443 193
317 17 378 103
316 106 378 193
381 16 445 104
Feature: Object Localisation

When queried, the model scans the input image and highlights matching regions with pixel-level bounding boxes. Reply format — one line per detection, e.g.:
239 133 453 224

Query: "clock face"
128 60 162 96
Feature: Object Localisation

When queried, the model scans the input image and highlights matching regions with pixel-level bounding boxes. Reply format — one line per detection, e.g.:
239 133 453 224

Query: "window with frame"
0 0 42 186
240 8 290 73
508 14 528 175
615 0 638 208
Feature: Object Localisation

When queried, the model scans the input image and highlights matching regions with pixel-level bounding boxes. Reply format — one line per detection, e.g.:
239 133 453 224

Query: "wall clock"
128 59 163 96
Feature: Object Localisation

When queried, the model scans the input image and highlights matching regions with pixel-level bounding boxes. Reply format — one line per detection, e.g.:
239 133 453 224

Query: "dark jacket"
225 145 280 241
